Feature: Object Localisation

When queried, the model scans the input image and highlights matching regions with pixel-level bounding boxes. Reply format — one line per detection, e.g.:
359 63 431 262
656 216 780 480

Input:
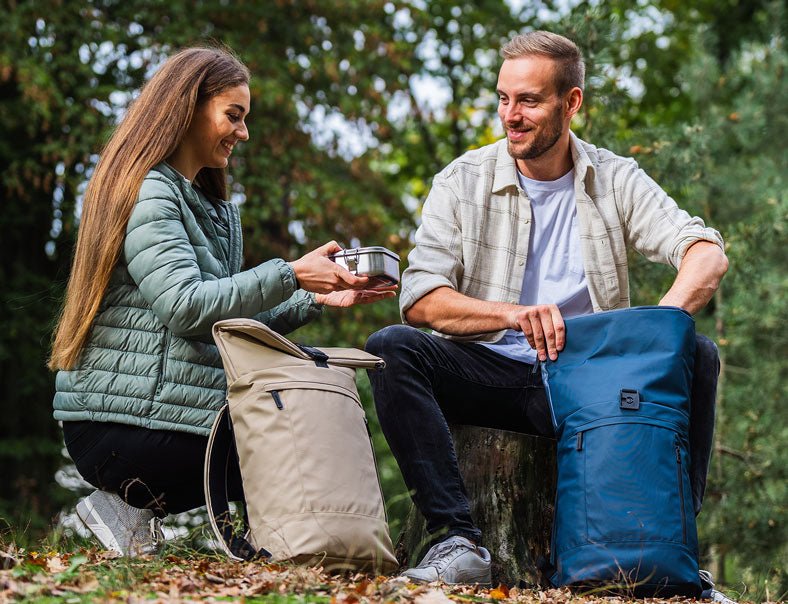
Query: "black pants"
63 420 244 517
365 325 719 544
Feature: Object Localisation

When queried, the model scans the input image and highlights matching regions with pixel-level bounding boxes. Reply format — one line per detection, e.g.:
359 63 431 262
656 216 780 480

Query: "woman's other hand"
315 286 397 308
289 241 369 293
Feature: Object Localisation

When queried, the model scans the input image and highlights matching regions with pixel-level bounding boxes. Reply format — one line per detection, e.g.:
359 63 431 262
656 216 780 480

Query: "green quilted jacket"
53 163 323 435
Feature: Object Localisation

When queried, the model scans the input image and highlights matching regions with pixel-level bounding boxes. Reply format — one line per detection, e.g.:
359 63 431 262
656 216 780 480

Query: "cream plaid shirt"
400 132 723 342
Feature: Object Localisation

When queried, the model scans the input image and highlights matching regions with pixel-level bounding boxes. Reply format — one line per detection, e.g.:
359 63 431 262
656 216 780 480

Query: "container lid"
334 246 400 261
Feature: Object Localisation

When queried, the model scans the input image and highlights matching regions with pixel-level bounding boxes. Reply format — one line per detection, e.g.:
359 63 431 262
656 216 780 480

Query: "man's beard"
506 106 563 160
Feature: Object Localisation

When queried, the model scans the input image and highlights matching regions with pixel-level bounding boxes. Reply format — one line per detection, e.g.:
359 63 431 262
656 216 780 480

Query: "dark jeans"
366 324 719 544
63 420 243 517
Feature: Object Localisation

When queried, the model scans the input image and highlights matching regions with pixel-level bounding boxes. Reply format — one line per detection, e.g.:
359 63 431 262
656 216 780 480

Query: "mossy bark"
395 425 557 587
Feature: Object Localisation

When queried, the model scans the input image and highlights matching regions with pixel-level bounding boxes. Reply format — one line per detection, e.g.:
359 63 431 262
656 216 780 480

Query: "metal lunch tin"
329 246 401 287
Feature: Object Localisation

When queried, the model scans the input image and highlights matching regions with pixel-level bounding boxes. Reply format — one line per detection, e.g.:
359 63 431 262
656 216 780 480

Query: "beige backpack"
204 318 398 573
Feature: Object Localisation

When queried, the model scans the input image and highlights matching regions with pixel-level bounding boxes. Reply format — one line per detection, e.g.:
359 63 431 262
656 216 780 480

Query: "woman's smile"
168 84 250 180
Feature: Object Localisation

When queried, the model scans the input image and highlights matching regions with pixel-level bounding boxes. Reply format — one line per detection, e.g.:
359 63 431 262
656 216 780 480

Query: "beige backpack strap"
203 404 269 561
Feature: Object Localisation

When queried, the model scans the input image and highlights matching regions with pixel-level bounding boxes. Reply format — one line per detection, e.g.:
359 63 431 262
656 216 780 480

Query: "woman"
49 47 394 556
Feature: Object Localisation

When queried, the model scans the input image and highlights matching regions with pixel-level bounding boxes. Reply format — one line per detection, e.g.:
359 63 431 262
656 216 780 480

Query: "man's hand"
659 240 728 314
509 304 565 362
405 287 565 361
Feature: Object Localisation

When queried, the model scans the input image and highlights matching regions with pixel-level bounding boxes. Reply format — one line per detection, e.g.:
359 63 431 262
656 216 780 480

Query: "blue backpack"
540 307 702 597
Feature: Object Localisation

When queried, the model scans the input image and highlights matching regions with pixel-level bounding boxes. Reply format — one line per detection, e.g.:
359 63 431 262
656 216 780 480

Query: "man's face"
496 56 567 161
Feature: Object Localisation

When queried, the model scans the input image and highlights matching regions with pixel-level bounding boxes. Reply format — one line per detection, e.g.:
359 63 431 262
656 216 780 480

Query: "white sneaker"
76 490 163 556
403 535 491 585
699 570 740 604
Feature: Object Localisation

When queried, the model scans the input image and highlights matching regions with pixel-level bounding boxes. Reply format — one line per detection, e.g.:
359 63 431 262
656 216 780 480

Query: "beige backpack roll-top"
204 318 398 573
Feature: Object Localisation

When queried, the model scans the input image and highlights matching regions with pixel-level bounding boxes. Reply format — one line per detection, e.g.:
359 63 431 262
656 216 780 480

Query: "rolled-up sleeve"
125 180 298 337
616 158 724 270
399 173 465 321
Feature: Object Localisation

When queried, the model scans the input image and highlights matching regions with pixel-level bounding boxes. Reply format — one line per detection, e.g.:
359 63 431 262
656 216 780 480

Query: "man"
365 31 729 589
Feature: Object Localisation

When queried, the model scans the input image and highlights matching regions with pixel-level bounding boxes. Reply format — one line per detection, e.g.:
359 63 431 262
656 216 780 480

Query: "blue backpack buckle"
620 388 640 410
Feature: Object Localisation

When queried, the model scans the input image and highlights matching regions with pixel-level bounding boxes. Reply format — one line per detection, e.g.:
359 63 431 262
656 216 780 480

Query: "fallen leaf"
379 575 409 595
354 578 374 595
243 580 274 595
414 588 454 603
71 575 100 593
25 556 47 568
490 585 509 599
45 556 68 574
205 572 226 584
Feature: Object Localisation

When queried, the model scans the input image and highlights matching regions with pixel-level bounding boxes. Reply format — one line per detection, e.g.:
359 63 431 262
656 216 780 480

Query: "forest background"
0 0 785 597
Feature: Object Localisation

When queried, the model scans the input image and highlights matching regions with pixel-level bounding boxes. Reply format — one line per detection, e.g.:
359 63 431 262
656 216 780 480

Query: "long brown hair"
49 47 249 370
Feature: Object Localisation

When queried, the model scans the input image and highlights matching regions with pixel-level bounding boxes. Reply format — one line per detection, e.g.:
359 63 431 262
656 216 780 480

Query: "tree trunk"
396 425 557 587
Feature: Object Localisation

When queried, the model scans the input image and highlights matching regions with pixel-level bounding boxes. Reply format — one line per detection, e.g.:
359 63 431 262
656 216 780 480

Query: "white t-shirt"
480 168 593 364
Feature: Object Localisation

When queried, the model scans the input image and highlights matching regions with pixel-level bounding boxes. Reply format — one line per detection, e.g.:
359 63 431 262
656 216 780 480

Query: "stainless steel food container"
329 246 401 287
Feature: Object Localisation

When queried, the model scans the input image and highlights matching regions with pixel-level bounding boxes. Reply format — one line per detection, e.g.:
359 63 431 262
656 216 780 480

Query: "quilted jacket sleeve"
254 289 324 335
125 178 298 337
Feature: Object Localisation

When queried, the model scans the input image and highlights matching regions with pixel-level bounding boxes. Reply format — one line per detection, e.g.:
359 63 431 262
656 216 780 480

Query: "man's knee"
695 334 720 374
365 324 424 362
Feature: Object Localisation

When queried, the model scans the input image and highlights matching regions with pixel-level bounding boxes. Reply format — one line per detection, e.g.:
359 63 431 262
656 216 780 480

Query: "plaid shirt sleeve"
615 158 724 270
399 172 465 320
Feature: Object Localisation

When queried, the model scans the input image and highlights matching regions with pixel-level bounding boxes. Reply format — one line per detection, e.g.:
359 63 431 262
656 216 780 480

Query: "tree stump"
395 425 557 587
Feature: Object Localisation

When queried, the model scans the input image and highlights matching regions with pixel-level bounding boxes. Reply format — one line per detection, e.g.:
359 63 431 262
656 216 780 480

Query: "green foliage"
0 0 153 531
607 22 788 590
1 0 785 591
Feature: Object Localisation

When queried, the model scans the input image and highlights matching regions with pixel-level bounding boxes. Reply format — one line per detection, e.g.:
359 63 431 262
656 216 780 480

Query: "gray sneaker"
403 535 491 585
76 490 163 556
699 570 740 604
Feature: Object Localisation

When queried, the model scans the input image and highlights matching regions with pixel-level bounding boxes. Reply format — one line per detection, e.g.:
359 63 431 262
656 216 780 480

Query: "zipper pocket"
154 329 171 397
262 381 362 408
674 436 687 544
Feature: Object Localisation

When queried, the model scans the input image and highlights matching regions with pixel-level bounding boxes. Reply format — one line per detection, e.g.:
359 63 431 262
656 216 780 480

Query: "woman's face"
177 84 250 176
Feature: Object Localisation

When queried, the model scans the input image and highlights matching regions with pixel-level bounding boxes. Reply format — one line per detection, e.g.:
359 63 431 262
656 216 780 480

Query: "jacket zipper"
154 329 171 397
674 436 687 544
270 390 284 410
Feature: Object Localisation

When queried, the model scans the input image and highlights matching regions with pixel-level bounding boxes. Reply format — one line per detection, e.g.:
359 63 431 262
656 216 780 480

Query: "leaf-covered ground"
0 547 778 604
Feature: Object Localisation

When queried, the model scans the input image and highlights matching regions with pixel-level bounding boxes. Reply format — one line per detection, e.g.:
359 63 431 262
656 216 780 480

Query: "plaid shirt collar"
491 131 598 193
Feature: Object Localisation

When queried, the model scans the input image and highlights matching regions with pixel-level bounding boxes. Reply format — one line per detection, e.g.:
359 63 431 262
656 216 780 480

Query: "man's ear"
565 87 583 119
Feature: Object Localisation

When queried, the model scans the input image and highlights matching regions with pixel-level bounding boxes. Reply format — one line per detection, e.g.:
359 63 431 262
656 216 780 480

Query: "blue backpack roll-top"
540 306 702 597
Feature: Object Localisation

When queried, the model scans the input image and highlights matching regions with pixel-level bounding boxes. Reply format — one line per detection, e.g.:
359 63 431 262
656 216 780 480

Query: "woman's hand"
315 286 397 308
289 241 369 294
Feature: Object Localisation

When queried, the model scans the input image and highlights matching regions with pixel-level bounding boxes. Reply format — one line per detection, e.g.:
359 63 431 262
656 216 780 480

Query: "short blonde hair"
500 30 585 93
